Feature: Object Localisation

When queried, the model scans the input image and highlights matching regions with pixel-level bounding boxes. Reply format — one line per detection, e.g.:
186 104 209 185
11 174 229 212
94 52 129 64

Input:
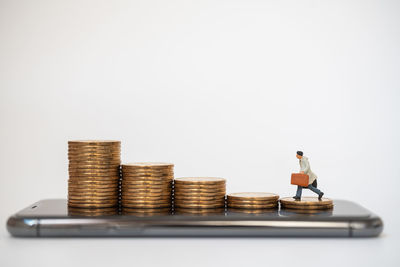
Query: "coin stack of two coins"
174 177 226 213
227 192 279 212
280 197 333 210
121 163 174 209
68 140 121 208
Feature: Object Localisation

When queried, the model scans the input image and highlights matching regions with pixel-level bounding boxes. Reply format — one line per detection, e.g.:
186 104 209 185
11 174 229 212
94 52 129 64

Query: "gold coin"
174 195 225 201
174 190 226 195
67 146 120 151
228 208 277 214
122 162 173 167
174 202 225 208
68 202 117 208
122 176 173 182
68 158 121 162
227 202 277 209
122 171 173 174
279 197 333 206
122 197 171 202
68 192 118 197
130 185 171 189
68 197 118 202
174 207 225 215
174 187 226 192
122 180 171 186
174 187 225 192
175 201 224 207
69 169 120 174
227 199 277 205
122 187 170 192
68 157 120 162
68 164 121 171
69 176 120 181
122 200 171 206
122 193 171 199
122 187 171 192
174 196 224 201
68 165 120 170
122 166 173 171
281 204 334 210
122 175 173 179
69 164 120 169
68 187 118 192
121 203 171 208
68 200 118 206
128 194 173 198
68 140 120 144
68 150 120 154
68 186 118 191
175 196 224 202
68 183 118 187
68 179 119 184
67 149 120 153
227 192 279 201
68 184 119 192
122 173 173 178
174 177 226 184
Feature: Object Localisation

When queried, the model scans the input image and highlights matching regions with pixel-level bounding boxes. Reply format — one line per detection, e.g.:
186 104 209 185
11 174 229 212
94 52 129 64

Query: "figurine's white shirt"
299 156 317 185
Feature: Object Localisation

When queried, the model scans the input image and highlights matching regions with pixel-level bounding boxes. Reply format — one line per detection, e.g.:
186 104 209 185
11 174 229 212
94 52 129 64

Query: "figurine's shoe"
318 192 324 200
293 196 301 201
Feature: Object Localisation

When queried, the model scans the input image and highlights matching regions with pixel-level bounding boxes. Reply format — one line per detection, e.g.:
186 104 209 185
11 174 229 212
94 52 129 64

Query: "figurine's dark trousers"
295 183 321 198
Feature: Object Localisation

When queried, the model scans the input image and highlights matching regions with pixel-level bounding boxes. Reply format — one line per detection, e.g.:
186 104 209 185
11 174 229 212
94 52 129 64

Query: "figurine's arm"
300 159 310 174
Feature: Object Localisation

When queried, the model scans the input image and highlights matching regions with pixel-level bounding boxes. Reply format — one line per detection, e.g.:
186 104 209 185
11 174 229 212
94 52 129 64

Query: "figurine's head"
296 151 303 159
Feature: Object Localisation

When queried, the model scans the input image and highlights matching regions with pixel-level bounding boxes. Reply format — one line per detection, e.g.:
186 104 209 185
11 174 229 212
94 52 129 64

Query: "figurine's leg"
307 184 322 196
295 186 302 198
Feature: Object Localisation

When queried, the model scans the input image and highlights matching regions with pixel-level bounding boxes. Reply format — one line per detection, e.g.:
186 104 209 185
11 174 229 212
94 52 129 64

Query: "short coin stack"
174 177 226 210
121 163 174 209
68 140 121 208
227 192 279 209
280 196 333 210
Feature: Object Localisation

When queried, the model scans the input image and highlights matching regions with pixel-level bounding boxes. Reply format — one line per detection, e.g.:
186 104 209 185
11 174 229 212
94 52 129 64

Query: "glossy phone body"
7 199 383 237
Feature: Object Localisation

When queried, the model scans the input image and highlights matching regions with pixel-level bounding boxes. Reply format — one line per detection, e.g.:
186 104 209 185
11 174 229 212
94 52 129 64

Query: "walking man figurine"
294 151 324 200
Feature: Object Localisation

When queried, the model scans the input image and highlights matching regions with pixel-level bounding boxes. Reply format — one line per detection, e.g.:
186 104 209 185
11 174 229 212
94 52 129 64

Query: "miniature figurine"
293 151 324 200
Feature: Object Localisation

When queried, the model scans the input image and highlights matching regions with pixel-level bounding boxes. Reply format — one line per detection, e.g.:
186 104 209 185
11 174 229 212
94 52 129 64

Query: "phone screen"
16 199 372 219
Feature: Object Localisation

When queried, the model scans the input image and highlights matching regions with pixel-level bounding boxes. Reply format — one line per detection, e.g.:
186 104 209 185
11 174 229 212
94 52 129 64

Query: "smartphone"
7 199 383 237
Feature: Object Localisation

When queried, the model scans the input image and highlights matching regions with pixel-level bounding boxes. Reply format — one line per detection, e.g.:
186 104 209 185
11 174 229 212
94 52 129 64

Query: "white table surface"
1 199 399 267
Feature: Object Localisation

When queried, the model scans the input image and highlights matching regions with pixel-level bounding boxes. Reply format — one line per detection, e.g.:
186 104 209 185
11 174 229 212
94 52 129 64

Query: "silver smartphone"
7 199 383 237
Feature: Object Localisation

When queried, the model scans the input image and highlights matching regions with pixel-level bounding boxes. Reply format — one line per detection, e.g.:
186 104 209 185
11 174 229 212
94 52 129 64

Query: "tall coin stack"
227 192 279 209
174 177 226 210
121 163 174 209
68 140 121 208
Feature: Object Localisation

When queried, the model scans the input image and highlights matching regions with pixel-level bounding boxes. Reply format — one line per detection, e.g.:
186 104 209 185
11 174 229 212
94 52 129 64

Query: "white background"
1 0 399 266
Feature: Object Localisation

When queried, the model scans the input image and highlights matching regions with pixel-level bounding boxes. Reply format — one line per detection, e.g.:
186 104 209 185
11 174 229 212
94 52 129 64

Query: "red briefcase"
291 173 309 187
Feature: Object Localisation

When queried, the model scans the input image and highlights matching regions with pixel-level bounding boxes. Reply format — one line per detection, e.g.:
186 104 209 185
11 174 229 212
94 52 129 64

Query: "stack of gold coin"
174 177 226 209
227 192 279 209
121 163 174 208
280 196 333 210
68 140 121 208
228 208 278 215
68 207 118 216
